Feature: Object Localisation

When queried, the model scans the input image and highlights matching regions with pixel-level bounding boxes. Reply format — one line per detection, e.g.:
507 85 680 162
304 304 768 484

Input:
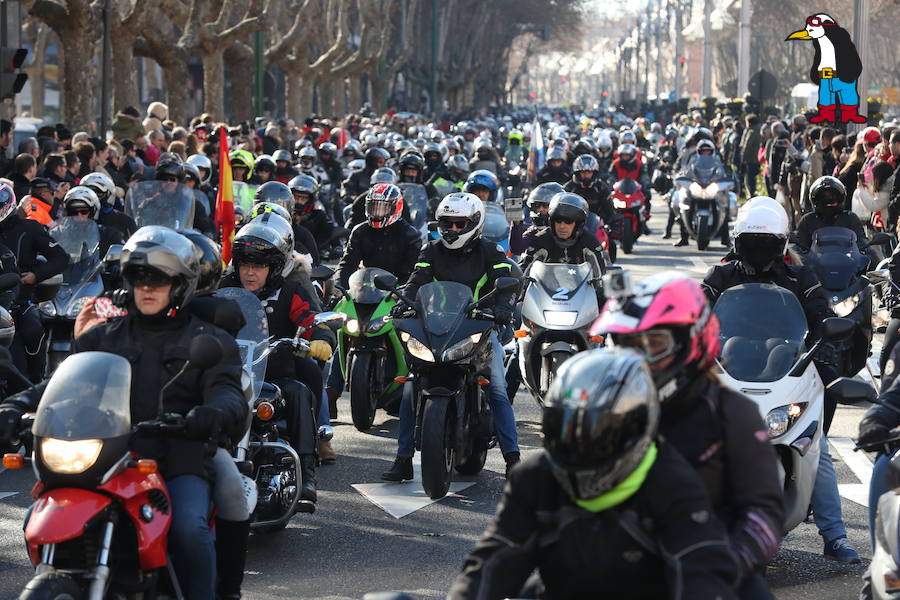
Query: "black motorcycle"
375 274 519 499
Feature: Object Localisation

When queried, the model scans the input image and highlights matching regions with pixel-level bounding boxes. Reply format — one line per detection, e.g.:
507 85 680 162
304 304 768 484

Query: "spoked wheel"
420 398 454 499
349 352 378 431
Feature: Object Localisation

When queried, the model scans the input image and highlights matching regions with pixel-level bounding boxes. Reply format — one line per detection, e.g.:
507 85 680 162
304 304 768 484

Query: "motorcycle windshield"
348 267 391 304
690 155 724 185
125 180 195 230
808 226 863 289
484 202 510 243
193 189 212 220
232 182 255 214
33 352 132 440
713 283 808 383
398 184 428 231
531 261 593 300
50 218 101 284
417 282 473 337
216 287 269 400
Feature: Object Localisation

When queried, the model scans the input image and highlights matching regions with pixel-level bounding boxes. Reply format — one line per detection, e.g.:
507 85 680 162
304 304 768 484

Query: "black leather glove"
493 307 514 326
184 406 224 440
857 414 894 448
0 405 23 441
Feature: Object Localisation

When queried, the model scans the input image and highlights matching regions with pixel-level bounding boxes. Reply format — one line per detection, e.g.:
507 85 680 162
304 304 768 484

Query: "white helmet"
80 172 116 206
187 154 212 185
696 139 716 154
738 197 789 236
734 204 790 271
348 158 366 173
435 192 485 250
63 186 101 220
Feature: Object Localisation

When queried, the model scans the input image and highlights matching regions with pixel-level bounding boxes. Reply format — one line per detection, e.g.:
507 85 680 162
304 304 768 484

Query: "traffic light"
0 48 28 101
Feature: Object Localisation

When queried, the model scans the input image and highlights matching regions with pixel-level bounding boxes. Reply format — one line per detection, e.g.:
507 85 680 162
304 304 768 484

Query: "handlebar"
854 430 900 452
135 413 186 433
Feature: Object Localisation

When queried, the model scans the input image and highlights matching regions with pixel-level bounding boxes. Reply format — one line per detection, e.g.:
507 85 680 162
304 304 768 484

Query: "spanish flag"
214 126 236 264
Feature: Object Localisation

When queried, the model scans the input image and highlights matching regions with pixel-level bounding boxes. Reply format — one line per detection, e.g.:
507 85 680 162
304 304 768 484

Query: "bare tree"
21 17 51 118
109 1 149 111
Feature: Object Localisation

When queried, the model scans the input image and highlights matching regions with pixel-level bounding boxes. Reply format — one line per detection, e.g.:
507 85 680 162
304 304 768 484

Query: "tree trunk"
162 59 191 125
298 79 313 121
202 49 226 121
59 25 94 131
317 79 333 118
370 73 389 114
23 24 49 118
111 30 138 111
285 72 306 121
348 76 362 114
225 44 254 123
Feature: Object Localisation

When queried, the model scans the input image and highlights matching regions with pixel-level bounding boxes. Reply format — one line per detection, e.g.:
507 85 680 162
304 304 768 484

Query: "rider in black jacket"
0 227 246 600
795 176 867 252
563 154 620 229
519 193 605 273
342 147 389 206
449 350 740 600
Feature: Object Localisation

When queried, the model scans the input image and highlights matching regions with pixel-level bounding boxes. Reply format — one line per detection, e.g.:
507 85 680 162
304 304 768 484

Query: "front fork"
36 519 116 600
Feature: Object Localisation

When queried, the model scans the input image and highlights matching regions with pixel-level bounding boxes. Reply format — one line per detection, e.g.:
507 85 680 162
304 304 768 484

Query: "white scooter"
515 249 603 406
712 282 855 532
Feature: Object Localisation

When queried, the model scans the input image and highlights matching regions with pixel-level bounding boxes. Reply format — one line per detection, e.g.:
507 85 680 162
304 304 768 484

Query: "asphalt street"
0 200 880 599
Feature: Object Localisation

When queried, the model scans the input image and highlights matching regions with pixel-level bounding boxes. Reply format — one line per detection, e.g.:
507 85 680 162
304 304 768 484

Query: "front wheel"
19 572 83 600
349 352 378 432
420 398 454 499
621 218 634 254
696 215 710 251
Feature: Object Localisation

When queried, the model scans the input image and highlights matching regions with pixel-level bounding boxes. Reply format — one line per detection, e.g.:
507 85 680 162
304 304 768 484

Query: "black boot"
503 451 521 477
299 454 317 503
215 518 250 600
673 234 689 247
381 456 414 481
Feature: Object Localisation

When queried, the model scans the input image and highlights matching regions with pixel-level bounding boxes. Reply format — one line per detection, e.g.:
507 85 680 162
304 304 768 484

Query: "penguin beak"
786 29 812 40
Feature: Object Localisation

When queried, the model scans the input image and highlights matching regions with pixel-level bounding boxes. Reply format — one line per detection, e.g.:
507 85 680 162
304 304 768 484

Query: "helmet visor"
735 233 785 270
613 329 677 364
543 403 649 469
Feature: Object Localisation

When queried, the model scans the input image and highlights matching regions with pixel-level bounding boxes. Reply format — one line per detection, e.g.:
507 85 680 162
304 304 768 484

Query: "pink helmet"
591 272 720 394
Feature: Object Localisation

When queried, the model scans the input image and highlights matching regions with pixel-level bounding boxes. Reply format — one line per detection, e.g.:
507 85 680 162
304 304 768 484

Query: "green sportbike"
334 267 409 431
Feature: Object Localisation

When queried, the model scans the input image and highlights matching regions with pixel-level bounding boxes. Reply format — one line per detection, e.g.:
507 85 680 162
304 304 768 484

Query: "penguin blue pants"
818 77 859 106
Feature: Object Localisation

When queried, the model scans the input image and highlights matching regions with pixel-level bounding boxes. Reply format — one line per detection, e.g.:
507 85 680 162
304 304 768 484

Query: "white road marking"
831 437 873 508
0 467 17 500
352 455 475 519
688 257 710 273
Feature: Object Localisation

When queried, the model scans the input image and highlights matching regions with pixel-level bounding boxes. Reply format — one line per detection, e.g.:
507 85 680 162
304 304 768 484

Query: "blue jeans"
396 331 519 458
318 388 331 427
818 77 860 106
810 434 847 543
326 354 345 395
869 451 896 551
167 475 215 600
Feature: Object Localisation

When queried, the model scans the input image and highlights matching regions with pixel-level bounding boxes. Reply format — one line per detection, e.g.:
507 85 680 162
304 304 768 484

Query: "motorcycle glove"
185 405 224 440
857 416 893 448
308 339 333 361
0 406 22 441
493 307 514 326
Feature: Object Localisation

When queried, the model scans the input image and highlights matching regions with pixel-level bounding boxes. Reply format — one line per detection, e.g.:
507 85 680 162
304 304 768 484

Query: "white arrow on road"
830 437 873 508
352 455 476 519
687 257 711 274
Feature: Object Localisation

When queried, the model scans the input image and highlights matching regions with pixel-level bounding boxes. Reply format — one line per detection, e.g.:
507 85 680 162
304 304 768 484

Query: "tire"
696 215 710 251
420 398 454 499
455 447 487 475
19 572 83 600
621 219 634 254
349 353 377 432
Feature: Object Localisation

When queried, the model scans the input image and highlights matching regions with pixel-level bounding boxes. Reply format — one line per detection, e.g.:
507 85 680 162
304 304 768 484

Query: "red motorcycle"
611 178 646 254
3 338 221 599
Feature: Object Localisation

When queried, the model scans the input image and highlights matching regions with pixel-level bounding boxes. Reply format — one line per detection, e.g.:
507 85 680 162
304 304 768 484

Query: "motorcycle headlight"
39 301 57 318
366 315 389 334
400 332 434 362
703 183 720 199
543 311 578 326
442 333 482 362
614 198 627 208
831 293 860 317
345 319 360 335
41 438 103 474
765 403 807 439
67 296 92 319
689 181 704 198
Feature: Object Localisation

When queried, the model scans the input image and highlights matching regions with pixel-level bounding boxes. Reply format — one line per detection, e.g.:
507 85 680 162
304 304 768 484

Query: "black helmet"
371 167 397 185
120 226 201 313
573 138 596 156
182 230 222 295
548 192 588 246
809 176 846 220
423 142 443 167
255 154 275 173
398 152 424 183
542 348 659 500
232 217 292 280
318 142 337 160
527 182 564 226
364 147 390 171
253 181 293 212
155 158 184 182
288 174 319 215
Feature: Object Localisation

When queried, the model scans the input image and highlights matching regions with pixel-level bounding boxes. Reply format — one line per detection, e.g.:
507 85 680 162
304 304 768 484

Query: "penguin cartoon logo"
786 13 866 124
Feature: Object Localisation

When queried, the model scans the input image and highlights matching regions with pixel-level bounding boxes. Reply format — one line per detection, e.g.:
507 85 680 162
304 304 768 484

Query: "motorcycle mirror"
313 311 346 330
867 269 890 283
582 248 602 279
427 221 439 233
825 377 876 406
189 334 223 370
0 273 20 291
309 265 335 281
33 273 63 303
374 273 398 291
103 244 123 264
821 317 855 342
870 232 892 247
495 277 521 294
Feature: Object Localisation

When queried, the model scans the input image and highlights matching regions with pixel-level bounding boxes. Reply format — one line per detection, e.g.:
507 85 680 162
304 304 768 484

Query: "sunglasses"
67 208 92 216
160 175 179 183
127 269 172 289
441 219 469 230
552 218 575 225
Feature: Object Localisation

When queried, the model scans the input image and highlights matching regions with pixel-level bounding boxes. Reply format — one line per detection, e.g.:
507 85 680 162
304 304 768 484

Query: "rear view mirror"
867 269 890 283
821 317 855 342
374 273 398 291
103 244 123 264
189 334 223 370
870 232 892 246
314 311 346 330
826 377 876 405
495 277 521 295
